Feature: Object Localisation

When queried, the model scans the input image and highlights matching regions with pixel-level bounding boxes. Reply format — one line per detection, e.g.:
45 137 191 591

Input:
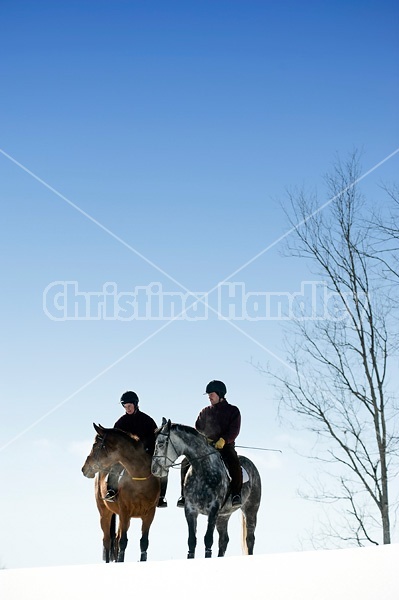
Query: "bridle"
152 427 180 470
88 432 110 473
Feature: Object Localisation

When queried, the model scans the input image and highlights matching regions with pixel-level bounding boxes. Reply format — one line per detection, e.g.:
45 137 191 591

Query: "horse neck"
114 439 151 478
172 430 218 473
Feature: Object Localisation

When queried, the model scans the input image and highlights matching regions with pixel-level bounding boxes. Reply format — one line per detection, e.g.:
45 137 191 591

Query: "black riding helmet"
120 390 139 406
205 380 227 399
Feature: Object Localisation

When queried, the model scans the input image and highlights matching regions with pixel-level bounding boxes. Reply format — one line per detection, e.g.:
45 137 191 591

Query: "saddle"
220 460 249 483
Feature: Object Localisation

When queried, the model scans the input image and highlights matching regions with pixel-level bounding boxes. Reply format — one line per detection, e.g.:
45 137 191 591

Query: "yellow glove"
215 437 225 450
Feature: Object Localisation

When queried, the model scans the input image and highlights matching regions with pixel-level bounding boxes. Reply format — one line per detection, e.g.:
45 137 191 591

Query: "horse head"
151 417 177 477
81 423 119 478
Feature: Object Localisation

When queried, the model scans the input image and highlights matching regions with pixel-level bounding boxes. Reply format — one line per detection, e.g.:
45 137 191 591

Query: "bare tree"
372 183 399 284
261 154 399 546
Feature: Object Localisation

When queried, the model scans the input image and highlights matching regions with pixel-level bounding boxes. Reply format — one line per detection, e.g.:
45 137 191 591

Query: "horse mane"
172 423 199 435
155 420 207 443
171 423 208 443
104 427 144 449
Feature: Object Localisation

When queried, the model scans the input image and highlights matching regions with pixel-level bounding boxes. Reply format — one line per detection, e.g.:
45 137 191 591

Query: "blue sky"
0 0 398 567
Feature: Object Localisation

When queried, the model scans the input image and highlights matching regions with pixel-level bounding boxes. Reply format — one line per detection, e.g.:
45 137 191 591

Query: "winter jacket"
195 399 241 445
114 409 158 455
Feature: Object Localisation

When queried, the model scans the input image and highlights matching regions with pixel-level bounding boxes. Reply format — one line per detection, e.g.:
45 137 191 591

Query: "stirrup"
103 489 117 502
231 494 241 507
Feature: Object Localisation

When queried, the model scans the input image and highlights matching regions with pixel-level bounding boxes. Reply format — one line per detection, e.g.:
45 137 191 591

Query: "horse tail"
110 513 117 562
241 512 249 555
239 455 261 555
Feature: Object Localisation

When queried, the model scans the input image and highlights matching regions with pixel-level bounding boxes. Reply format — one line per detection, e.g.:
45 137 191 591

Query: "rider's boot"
158 475 168 507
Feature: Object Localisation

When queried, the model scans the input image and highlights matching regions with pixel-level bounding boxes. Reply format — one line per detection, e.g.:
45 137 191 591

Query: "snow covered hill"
0 545 397 600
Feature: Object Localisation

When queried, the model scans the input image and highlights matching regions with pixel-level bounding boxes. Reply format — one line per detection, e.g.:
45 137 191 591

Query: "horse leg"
241 508 258 555
204 506 219 558
241 504 258 554
139 509 156 562
116 515 131 562
216 515 230 557
185 510 198 559
109 513 117 561
100 512 114 563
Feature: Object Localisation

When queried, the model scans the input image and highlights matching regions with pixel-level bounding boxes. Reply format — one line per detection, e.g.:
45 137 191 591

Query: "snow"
1 545 397 600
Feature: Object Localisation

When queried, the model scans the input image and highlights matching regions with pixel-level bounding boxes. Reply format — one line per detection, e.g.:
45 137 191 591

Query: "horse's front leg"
204 505 219 558
116 516 131 562
139 508 156 562
185 508 198 559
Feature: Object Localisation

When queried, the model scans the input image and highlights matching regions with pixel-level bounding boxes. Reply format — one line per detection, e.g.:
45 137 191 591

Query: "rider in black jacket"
104 390 168 507
177 380 242 508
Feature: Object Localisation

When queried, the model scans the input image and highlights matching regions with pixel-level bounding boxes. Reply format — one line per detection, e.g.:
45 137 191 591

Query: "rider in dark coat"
177 380 243 508
114 398 157 455
104 390 168 507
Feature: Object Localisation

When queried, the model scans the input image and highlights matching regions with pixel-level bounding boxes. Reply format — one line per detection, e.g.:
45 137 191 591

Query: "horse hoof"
187 552 195 559
205 549 212 558
140 552 147 562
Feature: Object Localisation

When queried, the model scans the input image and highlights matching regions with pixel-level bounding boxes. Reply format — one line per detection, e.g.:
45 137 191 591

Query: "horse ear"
161 417 167 426
167 419 171 429
93 423 105 435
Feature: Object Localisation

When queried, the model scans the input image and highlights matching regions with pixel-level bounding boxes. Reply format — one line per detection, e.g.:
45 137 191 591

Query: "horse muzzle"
151 461 166 477
82 460 96 478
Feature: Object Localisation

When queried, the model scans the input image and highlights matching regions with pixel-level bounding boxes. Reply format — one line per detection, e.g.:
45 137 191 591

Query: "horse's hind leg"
100 512 115 563
242 509 258 555
216 515 230 557
139 510 155 562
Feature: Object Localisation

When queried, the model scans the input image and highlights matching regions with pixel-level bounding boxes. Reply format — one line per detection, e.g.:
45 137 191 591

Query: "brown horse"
81 423 160 562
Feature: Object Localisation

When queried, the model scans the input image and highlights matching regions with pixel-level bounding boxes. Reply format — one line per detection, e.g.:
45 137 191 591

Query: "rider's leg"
104 463 124 501
177 457 190 507
220 445 242 503
158 475 168 508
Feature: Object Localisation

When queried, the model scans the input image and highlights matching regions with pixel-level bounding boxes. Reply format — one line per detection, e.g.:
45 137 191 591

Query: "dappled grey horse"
151 418 262 558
